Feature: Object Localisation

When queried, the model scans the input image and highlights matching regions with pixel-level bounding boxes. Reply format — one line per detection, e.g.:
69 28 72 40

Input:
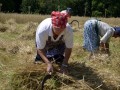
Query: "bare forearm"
63 48 72 64
37 49 50 64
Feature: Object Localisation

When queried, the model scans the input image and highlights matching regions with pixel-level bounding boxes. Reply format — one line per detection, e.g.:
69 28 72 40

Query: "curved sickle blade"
41 74 52 90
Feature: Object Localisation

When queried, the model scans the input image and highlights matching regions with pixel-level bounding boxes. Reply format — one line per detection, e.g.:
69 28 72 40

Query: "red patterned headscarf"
51 11 68 28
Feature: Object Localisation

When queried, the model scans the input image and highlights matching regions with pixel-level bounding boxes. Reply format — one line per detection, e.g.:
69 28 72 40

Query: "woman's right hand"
47 63 53 75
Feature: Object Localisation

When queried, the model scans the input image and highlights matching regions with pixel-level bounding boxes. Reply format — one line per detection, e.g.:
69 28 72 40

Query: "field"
0 13 120 90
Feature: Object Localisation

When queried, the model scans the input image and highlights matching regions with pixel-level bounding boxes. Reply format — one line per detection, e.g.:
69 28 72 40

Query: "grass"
0 13 120 90
0 13 50 24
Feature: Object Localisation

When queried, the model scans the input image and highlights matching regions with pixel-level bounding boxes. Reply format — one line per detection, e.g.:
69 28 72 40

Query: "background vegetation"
0 0 120 17
0 13 120 90
0 0 120 90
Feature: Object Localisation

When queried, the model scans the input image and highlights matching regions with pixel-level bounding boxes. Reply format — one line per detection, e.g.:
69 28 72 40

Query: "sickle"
41 74 52 90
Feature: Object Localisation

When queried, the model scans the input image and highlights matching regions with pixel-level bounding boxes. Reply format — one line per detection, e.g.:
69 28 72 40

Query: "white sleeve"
100 28 113 43
36 32 47 49
64 24 73 48
36 22 48 49
35 18 52 49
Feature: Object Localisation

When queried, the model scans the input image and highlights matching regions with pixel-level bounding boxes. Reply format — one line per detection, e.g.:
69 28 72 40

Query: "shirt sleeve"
35 22 48 49
64 24 73 48
100 28 113 43
36 32 47 49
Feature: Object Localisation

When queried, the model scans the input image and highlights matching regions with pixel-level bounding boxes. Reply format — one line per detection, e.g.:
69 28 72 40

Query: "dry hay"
18 22 38 40
11 61 118 90
0 39 28 55
4 41 20 54
23 22 38 31
8 46 19 54
19 32 35 40
11 61 103 90
71 25 80 32
5 18 17 25
82 55 120 90
67 61 120 90
19 45 33 55
10 63 76 90
0 23 8 32
89 53 110 61
5 19 17 33
0 19 17 33
0 40 6 51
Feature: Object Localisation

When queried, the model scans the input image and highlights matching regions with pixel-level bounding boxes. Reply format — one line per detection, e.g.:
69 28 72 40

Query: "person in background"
83 18 120 56
61 7 72 18
35 11 73 75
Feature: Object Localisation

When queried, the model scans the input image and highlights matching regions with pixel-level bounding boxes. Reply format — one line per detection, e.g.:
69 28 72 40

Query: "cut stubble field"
0 13 120 90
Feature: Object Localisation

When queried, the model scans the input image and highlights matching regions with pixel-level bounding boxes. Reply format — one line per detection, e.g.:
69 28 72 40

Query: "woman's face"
52 26 65 35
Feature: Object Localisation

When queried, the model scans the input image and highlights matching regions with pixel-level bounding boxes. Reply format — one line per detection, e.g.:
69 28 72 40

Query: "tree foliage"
0 0 120 17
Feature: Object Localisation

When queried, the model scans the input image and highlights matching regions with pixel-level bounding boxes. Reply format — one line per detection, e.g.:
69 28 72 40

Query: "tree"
13 0 22 13
0 0 15 12
84 0 92 17
1 0 120 17
21 0 40 13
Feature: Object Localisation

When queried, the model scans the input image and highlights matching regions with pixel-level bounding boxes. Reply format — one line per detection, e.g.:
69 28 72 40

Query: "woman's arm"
37 49 53 74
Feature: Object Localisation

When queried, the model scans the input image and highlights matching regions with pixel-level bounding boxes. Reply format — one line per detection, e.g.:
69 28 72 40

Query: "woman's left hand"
59 64 68 75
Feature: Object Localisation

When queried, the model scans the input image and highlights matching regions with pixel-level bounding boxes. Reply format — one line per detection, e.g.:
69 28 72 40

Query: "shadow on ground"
68 62 117 90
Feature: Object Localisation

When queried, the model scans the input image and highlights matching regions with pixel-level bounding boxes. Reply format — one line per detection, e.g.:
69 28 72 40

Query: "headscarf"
51 11 68 28
114 27 120 36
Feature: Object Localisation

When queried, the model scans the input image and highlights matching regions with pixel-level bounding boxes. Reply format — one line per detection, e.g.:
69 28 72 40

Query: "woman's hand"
100 42 105 51
47 63 53 75
60 64 68 75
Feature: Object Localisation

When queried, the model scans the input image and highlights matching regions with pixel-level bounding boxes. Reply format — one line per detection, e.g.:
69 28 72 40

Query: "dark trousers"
35 53 64 64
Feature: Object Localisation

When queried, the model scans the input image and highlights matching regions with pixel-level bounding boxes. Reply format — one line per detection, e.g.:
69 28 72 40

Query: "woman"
35 11 73 74
83 18 120 56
